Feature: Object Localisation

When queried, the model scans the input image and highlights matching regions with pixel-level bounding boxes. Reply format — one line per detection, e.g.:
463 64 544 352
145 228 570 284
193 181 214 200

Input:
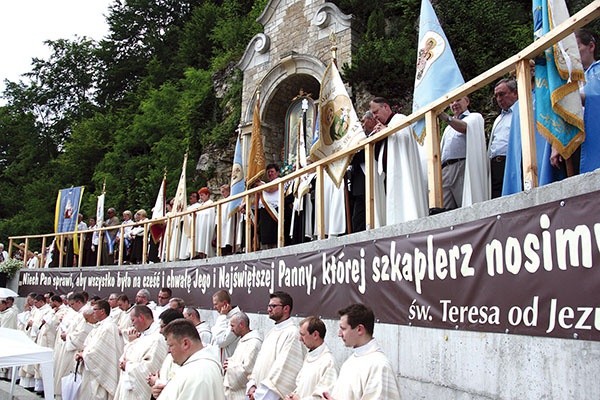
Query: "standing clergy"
223 312 263 400
285 317 337 400
157 319 225 400
247 291 305 400
77 300 124 400
178 192 202 259
0 297 17 329
370 97 428 224
183 307 212 346
114 305 167 400
324 304 401 400
54 298 95 398
195 187 216 258
211 289 241 363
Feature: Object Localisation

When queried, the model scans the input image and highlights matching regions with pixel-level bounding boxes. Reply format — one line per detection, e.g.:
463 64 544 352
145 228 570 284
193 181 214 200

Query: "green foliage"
342 0 532 113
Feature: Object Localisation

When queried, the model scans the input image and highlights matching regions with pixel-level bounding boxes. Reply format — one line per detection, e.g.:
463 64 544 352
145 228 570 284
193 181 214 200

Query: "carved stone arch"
242 54 326 123
241 54 325 166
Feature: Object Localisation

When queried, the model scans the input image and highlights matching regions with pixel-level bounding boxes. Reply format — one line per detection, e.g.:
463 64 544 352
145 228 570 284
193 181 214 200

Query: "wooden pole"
365 142 375 230
516 59 538 190
425 110 443 208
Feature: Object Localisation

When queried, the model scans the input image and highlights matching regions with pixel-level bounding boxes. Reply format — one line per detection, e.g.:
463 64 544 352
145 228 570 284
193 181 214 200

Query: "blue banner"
412 0 464 142
55 186 84 233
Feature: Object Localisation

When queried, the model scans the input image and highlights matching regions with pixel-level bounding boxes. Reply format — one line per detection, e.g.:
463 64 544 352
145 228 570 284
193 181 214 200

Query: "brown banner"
18 191 600 341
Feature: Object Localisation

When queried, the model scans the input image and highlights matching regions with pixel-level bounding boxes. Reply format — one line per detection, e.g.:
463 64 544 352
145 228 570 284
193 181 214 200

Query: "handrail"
8 2 599 267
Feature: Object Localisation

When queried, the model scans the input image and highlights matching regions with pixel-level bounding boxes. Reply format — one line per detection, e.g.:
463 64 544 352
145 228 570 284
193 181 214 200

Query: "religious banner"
246 97 266 188
412 0 464 143
20 190 600 341
54 186 84 234
533 0 585 159
150 175 166 244
310 61 365 187
228 133 245 217
96 193 105 230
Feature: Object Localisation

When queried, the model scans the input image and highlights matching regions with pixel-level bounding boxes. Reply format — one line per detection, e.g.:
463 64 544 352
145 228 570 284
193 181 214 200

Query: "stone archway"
241 54 325 166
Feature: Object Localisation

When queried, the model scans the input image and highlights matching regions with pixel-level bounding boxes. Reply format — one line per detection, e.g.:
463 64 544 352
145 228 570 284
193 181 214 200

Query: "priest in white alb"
285 316 337 400
223 312 263 400
114 305 167 400
157 319 225 400
78 300 124 400
247 291 305 400
323 304 401 400
211 289 241 363
370 97 428 225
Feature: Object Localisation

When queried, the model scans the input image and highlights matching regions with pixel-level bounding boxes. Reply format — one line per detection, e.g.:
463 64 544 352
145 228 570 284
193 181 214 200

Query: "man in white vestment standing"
115 305 167 400
54 302 95 397
247 291 305 400
153 288 171 321
0 297 17 329
286 316 337 400
223 312 263 400
438 96 489 209
323 304 401 400
157 319 225 400
211 289 241 363
108 293 124 323
0 298 18 380
77 300 124 400
370 97 428 224
183 307 212 346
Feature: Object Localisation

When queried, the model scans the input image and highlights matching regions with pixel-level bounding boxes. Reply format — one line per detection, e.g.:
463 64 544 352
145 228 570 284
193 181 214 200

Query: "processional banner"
309 61 365 188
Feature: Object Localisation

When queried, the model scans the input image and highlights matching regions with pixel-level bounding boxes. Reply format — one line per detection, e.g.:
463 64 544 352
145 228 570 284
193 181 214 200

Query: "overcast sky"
0 0 112 96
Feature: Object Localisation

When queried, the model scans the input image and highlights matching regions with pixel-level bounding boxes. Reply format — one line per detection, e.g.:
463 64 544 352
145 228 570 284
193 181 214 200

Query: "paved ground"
0 379 42 400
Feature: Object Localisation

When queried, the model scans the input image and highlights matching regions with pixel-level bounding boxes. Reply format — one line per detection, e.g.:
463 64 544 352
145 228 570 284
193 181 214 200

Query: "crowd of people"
0 288 401 399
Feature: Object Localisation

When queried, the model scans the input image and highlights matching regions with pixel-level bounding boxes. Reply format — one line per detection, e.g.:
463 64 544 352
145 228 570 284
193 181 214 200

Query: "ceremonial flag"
310 60 365 187
533 0 584 159
95 193 105 229
412 0 464 143
246 97 266 188
150 175 166 243
173 153 188 214
54 186 84 233
228 133 245 216
55 186 84 255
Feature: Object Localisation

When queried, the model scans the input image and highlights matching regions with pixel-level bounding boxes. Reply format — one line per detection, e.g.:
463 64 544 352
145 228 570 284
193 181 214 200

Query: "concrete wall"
10 171 600 399
207 170 600 399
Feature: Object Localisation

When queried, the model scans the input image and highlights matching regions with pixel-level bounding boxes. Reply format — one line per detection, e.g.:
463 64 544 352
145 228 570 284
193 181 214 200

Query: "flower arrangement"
0 258 24 279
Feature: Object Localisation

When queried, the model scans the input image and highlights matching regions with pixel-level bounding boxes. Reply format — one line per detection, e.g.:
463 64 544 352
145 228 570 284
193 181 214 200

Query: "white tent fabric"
0 327 54 400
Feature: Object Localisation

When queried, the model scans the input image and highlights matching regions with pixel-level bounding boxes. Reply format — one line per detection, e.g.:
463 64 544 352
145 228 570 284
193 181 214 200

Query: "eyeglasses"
267 304 283 309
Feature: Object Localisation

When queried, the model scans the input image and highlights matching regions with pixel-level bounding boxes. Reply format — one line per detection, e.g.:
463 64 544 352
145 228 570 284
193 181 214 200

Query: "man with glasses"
323 304 400 400
154 288 172 320
247 291 304 400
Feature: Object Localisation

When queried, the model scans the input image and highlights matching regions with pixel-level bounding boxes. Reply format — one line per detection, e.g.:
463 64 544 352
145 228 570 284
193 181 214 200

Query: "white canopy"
0 327 54 400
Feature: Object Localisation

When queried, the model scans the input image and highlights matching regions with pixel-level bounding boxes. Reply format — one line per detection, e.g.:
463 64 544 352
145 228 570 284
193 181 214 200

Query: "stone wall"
237 0 354 168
